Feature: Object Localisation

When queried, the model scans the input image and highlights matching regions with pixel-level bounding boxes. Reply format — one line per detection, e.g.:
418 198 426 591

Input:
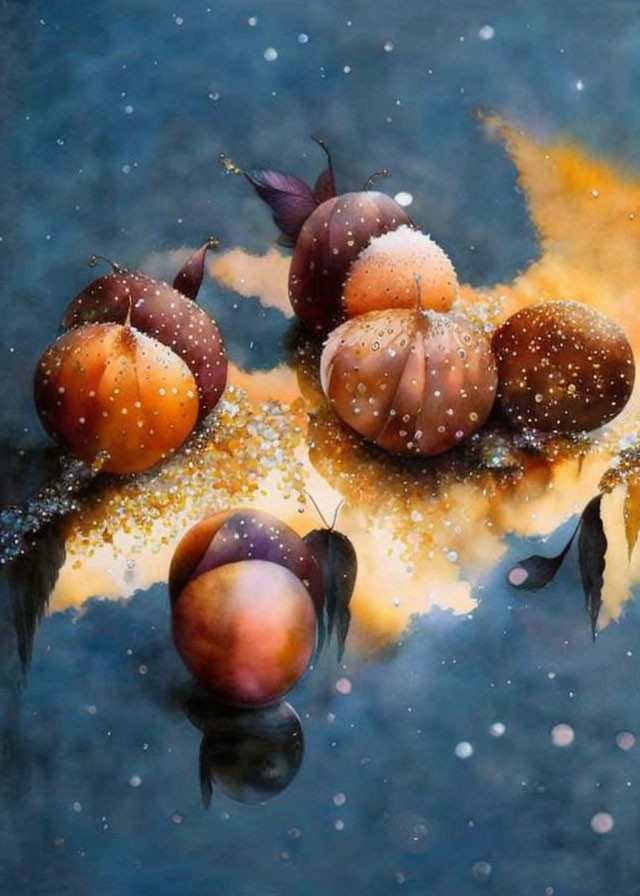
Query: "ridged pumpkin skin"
34 322 199 474
61 269 227 419
289 191 411 334
492 300 635 433
320 308 497 456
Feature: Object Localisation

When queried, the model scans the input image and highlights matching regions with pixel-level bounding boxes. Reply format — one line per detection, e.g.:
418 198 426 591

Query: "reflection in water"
11 117 640 648
182 684 304 806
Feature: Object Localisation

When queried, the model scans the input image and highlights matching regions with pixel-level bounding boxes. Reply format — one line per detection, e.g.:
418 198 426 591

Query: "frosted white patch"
263 47 278 61
478 25 495 40
356 225 449 265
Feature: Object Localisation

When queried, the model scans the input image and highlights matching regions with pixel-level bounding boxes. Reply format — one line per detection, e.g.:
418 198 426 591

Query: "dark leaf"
578 495 607 641
199 737 214 809
172 237 220 301
303 528 357 660
5 520 66 669
243 169 318 243
506 525 578 592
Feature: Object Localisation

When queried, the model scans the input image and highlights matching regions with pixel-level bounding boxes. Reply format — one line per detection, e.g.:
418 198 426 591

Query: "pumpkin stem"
88 254 121 272
218 153 244 176
304 490 344 531
362 169 390 191
311 135 334 176
413 273 423 312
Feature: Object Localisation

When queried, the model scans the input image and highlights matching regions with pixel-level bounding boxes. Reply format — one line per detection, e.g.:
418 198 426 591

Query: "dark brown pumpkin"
492 300 635 432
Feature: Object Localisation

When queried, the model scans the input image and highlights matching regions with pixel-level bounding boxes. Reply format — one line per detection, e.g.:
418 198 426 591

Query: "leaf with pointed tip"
172 238 219 301
578 495 607 641
507 521 580 592
243 169 318 243
624 480 640 559
303 529 357 660
5 520 66 669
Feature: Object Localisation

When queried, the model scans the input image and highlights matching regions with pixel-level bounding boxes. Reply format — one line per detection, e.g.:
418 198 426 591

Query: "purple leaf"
243 169 318 243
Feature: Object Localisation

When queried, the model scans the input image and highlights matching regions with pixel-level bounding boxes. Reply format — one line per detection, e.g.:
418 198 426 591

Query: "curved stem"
311 135 334 177
88 254 121 272
362 169 390 191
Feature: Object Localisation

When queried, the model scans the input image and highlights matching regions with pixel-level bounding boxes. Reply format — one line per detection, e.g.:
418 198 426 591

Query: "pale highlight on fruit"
34 322 199 474
343 225 457 317
172 559 317 707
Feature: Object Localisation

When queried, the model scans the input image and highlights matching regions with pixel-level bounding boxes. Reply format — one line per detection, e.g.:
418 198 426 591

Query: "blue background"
1 1 640 893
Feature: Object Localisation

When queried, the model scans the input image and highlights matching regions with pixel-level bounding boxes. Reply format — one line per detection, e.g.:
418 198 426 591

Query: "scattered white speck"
247 15 257 26
263 47 278 62
174 15 184 26
472 861 492 881
297 33 309 44
590 812 614 834
129 775 142 788
383 40 395 52
124 105 134 114
478 25 495 40
551 723 574 747
72 802 82 813
455 741 474 759
616 731 636 751
333 792 346 806
490 722 506 737
343 65 352 73
575 79 584 91
394 191 413 207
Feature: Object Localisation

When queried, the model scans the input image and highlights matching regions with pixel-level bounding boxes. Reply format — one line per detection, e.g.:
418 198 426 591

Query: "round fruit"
172 559 316 707
320 308 497 456
492 300 635 432
169 509 322 707
34 322 199 474
60 240 227 418
342 226 458 317
289 191 411 334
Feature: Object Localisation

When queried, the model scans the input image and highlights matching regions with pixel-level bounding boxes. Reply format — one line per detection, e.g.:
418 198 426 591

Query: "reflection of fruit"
289 191 411 334
183 687 304 805
60 240 227 419
343 226 458 318
34 322 199 474
170 509 320 706
492 300 635 432
320 308 497 456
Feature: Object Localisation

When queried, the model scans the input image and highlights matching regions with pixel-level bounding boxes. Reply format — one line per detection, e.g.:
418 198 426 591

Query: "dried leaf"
243 169 318 243
578 495 607 641
624 480 640 558
303 528 357 660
